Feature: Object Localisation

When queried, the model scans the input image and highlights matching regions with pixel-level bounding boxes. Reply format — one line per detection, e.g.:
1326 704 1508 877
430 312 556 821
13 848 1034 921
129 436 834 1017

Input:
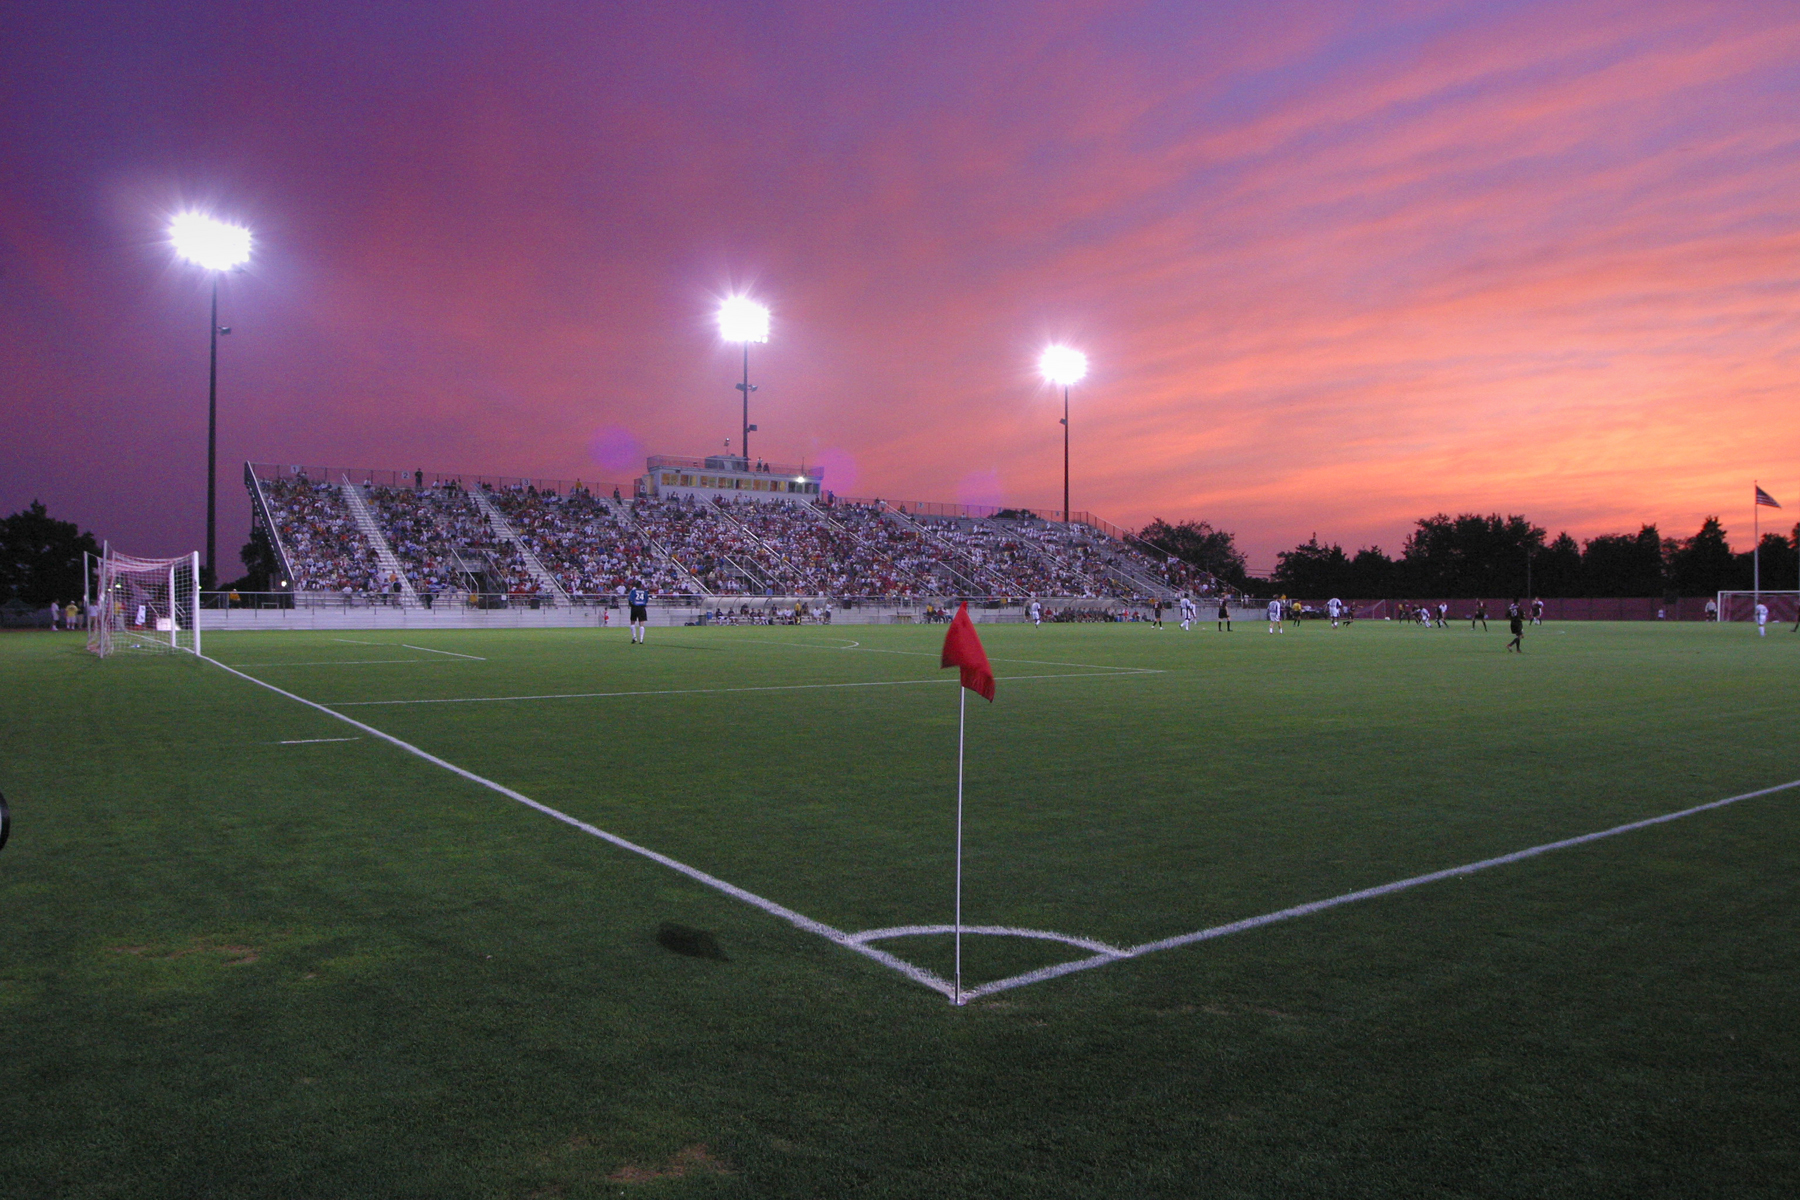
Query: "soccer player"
1152 598 1165 629
1268 597 1283 633
1179 594 1196 631
627 582 650 644
1505 599 1524 653
1326 597 1342 627
1217 596 1232 632
1029 598 1042 627
1472 600 1488 631
1754 600 1769 637
1531 597 1544 626
1436 602 1448 628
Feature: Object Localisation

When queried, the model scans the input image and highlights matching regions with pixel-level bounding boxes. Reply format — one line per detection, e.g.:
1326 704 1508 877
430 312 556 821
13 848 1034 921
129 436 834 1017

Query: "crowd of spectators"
262 476 1220 604
490 488 681 597
260 476 383 592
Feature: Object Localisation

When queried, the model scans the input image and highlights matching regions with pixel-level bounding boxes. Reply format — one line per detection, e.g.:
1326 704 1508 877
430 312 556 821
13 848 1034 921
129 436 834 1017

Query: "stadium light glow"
717 296 770 343
170 212 252 272
1039 344 1087 387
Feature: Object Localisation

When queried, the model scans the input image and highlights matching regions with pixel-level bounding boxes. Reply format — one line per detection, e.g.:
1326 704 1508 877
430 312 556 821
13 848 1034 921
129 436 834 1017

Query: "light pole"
171 212 252 584
1039 345 1088 523
718 296 770 462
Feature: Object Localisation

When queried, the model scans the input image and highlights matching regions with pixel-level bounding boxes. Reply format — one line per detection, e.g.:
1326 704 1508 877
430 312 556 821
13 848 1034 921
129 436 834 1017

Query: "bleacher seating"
254 470 1221 602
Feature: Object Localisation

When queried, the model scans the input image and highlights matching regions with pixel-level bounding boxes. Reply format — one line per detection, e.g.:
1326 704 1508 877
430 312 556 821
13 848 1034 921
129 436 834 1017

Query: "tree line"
1138 513 1800 599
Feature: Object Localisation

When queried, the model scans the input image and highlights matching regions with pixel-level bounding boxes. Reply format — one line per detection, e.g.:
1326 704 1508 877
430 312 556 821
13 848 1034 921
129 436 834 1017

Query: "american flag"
1754 485 1781 508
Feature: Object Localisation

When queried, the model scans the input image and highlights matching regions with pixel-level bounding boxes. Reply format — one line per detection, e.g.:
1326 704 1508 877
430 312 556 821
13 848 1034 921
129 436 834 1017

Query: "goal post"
88 548 202 658
1715 590 1799 624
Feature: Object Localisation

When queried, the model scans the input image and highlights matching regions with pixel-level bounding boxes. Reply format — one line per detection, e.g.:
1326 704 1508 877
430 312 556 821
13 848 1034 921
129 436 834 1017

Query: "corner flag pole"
955 685 966 1005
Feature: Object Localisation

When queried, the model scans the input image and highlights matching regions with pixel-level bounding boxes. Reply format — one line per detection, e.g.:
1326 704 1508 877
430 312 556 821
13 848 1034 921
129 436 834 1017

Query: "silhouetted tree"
0 500 101 607
1400 513 1546 597
1739 531 1798 594
1580 525 1664 596
1532 532 1583 597
1348 547 1397 597
222 525 282 592
1273 538 1353 596
1137 518 1248 587
1666 517 1736 596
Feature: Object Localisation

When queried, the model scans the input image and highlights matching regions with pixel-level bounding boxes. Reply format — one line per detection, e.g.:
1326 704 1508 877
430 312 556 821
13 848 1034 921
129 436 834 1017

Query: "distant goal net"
88 549 202 658
1715 591 1799 624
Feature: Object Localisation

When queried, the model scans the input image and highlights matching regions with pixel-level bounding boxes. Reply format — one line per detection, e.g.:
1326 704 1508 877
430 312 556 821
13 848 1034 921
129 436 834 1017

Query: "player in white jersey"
1179 595 1195 630
1754 601 1769 636
1267 598 1283 633
1029 599 1042 627
1326 597 1342 627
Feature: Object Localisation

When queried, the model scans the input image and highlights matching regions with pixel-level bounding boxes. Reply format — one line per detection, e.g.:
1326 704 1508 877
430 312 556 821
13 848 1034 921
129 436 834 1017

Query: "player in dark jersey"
627 583 650 644
1505 599 1524 653
1216 596 1232 632
1472 600 1487 631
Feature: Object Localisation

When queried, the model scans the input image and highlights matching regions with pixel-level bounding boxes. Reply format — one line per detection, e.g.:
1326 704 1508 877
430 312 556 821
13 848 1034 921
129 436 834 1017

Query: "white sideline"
200 654 958 1000
276 737 362 745
402 643 487 660
954 776 1800 1002
330 670 1156 707
228 659 458 668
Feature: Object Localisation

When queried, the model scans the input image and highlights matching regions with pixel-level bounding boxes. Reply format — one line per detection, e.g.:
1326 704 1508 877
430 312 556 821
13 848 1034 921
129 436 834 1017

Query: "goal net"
1715 591 1799 624
88 549 202 658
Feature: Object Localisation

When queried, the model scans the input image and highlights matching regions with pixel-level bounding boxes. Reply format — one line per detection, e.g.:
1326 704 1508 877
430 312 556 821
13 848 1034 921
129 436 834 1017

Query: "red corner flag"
941 602 996 702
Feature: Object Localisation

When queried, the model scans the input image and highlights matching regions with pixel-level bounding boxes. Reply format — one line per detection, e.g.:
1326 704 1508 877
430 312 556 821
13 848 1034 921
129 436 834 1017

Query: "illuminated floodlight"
1039 344 1088 387
717 296 770 343
170 212 252 272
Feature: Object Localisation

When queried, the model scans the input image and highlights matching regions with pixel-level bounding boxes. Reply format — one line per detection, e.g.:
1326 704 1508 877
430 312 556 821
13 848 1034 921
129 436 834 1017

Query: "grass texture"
1 619 1797 1198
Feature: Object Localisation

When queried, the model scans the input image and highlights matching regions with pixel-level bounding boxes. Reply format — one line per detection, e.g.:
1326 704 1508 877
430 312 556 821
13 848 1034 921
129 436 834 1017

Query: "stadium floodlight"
717 296 771 460
170 213 252 272
1039 345 1088 523
171 211 253 585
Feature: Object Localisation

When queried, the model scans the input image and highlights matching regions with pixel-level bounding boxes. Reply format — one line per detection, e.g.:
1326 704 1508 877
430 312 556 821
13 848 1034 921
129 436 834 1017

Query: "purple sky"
4 0 1797 572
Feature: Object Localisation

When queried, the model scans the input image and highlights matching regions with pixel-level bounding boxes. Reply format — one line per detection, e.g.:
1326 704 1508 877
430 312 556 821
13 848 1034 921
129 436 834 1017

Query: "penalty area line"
956 775 1800 1002
198 654 960 1002
276 736 362 745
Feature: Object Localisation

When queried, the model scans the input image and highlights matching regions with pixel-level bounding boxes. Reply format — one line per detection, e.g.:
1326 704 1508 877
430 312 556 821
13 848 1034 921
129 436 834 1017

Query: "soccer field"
3 620 1797 1197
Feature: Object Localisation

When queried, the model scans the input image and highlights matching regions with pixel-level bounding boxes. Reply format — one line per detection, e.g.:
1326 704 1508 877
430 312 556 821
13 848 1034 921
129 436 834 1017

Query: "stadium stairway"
470 490 573 605
709 502 814 592
881 504 1002 595
803 502 937 594
606 501 712 595
338 477 420 605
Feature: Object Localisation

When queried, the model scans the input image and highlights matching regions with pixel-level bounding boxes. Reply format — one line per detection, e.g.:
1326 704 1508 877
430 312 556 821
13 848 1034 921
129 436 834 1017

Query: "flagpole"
955 684 965 1006
1754 483 1760 603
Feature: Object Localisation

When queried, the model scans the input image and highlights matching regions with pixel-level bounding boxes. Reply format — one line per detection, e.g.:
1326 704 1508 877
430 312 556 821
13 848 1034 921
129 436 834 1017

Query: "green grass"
1 619 1797 1198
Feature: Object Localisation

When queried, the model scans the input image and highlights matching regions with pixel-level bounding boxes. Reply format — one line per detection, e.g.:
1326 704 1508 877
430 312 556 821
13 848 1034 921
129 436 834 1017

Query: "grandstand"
244 458 1226 612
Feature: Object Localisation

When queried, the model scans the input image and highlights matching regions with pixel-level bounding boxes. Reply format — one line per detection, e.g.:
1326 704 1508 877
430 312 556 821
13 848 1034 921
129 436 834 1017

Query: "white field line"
226 660 457 668
332 638 382 645
199 654 958 1001
954 776 1800 1003
276 737 362 745
401 643 487 660
330 670 1158 707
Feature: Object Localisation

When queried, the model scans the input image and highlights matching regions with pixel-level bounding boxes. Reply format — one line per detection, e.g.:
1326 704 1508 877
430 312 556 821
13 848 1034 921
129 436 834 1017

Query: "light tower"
1039 345 1088 523
171 212 252 584
717 296 770 462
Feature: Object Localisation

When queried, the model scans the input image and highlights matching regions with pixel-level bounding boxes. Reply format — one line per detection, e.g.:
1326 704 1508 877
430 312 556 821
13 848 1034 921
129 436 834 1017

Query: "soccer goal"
88 548 202 658
1715 591 1799 624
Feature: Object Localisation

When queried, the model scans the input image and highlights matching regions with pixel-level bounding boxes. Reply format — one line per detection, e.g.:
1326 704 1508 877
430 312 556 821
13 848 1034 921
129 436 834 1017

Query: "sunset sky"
3 0 1797 570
